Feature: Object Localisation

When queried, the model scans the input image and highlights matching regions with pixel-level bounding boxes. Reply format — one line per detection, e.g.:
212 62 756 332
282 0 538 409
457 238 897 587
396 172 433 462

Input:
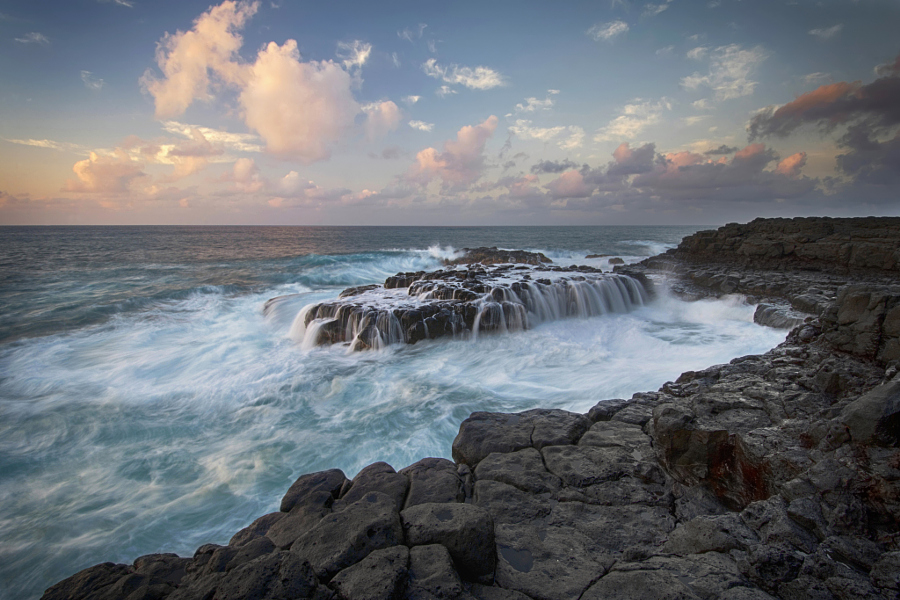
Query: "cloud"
686 46 708 61
681 44 767 101
224 157 264 192
802 72 831 85
141 0 257 119
436 85 457 97
391 52 400 68
704 144 738 155
531 159 579 174
403 95 421 105
362 101 402 140
81 71 105 91
547 170 592 199
774 151 807 177
515 95 554 113
98 0 135 6
656 45 675 57
560 127 585 150
608 142 656 175
875 55 900 77
398 23 427 42
509 120 567 142
808 24 842 40
422 58 506 90
64 150 145 193
239 40 360 161
407 115 498 189
587 21 629 42
409 120 434 132
336 40 372 70
594 98 671 142
161 127 225 179
161 121 262 153
15 32 49 45
4 138 90 154
642 1 673 18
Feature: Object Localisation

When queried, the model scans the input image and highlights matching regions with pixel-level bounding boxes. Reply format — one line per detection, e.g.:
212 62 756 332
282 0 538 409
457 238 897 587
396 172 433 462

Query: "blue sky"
1 0 899 225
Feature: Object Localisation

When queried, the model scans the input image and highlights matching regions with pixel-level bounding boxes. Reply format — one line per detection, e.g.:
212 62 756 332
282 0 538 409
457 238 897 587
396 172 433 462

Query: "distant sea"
0 226 787 600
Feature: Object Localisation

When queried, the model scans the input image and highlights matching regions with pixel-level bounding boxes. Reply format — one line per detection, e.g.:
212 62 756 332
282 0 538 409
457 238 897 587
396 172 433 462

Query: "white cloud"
403 95 421 105
802 72 831 85
559 127 585 150
692 98 713 110
392 52 400 68
225 157 264 193
680 44 767 101
141 0 258 119
642 2 673 18
98 0 135 7
4 138 90 154
587 21 629 42
594 98 671 142
548 89 560 95
362 101 402 140
509 120 567 142
81 70 105 91
682 115 708 126
656 45 675 56
422 58 506 90
15 32 49 45
515 96 554 113
409 120 434 132
161 121 262 153
336 40 372 70
436 85 458 97
398 23 427 42
686 46 708 60
240 40 360 161
809 24 842 40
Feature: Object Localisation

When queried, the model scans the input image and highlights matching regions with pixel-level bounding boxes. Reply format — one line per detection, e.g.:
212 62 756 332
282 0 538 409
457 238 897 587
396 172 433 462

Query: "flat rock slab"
474 448 562 494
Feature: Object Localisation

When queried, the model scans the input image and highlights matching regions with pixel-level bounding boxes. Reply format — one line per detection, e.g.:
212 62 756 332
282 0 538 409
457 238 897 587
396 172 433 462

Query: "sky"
0 0 899 225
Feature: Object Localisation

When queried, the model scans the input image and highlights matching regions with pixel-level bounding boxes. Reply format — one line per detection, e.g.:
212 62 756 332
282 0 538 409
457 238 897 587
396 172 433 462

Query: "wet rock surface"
45 218 900 600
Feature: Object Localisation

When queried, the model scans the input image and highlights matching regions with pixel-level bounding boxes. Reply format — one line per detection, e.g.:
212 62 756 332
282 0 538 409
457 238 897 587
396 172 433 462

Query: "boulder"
281 469 347 513
405 544 465 600
401 502 496 581
329 545 410 600
839 378 900 446
336 462 409 512
400 458 464 508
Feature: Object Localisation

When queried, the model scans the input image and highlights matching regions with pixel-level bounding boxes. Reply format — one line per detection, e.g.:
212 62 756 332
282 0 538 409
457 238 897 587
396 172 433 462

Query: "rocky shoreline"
44 218 900 600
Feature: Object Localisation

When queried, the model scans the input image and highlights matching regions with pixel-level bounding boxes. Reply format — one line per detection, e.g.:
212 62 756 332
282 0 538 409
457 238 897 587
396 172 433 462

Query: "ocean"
0 226 787 600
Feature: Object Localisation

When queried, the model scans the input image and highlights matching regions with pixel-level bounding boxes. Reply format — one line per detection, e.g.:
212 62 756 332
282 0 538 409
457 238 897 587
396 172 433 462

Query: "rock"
40 563 133 600
291 491 404 580
401 502 495 581
329 545 410 600
586 398 630 422
132 553 190 586
281 469 347 513
608 257 625 265
473 480 553 525
839 378 900 446
336 462 410 512
231 512 288 547
405 544 465 600
445 247 552 266
870 551 900 591
400 458 465 508
466 583 532 600
268 492 335 549
662 514 757 555
211 551 321 600
753 303 808 329
474 448 562 494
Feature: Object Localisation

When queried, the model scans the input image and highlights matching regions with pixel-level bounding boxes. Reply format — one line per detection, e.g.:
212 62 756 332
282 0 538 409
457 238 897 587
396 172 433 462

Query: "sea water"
0 226 787 600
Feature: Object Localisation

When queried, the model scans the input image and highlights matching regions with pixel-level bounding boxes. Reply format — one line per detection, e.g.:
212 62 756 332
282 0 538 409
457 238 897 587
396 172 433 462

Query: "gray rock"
474 448 561 494
291 491 404 580
337 462 410 512
400 458 464 508
586 398 630 422
330 545 410 600
40 563 133 600
870 551 900 591
405 544 465 600
578 421 649 449
473 480 553 525
401 502 495 581
548 502 676 555
281 469 347 513
466 583 532 600
839 379 900 446
212 551 321 600
582 568 700 600
268 492 335 549
522 409 590 449
662 514 757 555
132 553 190 586
231 512 288 547
227 536 277 571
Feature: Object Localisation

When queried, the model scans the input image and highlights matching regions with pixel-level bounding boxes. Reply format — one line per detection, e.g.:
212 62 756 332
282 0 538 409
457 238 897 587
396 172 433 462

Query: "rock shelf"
44 218 900 600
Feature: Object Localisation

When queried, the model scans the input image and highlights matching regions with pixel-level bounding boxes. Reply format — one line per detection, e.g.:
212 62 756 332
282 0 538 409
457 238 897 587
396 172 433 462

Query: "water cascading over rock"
282 265 649 351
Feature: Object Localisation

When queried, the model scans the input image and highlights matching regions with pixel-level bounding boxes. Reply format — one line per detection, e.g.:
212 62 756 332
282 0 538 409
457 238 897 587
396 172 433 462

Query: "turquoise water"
0 226 786 599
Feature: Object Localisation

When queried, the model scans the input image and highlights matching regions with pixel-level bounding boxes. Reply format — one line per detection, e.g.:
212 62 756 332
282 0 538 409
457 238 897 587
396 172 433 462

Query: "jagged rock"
231 512 287 547
336 462 409 512
401 502 495 581
405 544 465 600
281 469 347 513
132 553 190 586
268 493 335 549
210 551 321 600
291 491 404 580
400 458 465 508
330 545 410 600
839 378 900 446
445 247 552 266
753 303 808 329
41 563 134 600
662 514 757 555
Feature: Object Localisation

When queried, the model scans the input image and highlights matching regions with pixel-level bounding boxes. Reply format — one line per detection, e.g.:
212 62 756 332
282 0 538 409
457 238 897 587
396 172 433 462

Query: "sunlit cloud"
407 115 498 189
336 40 372 70
398 23 427 42
409 120 434 132
594 98 672 141
681 44 767 101
15 32 49 45
4 138 91 154
362 101 402 140
422 58 506 90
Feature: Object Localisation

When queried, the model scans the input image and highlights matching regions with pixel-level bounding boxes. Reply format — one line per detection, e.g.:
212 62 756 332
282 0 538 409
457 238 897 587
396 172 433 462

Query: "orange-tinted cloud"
408 116 498 189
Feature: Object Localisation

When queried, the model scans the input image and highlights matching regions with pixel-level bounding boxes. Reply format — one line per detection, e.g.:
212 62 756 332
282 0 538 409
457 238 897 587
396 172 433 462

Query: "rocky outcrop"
45 218 900 600
280 265 649 351
444 248 552 266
